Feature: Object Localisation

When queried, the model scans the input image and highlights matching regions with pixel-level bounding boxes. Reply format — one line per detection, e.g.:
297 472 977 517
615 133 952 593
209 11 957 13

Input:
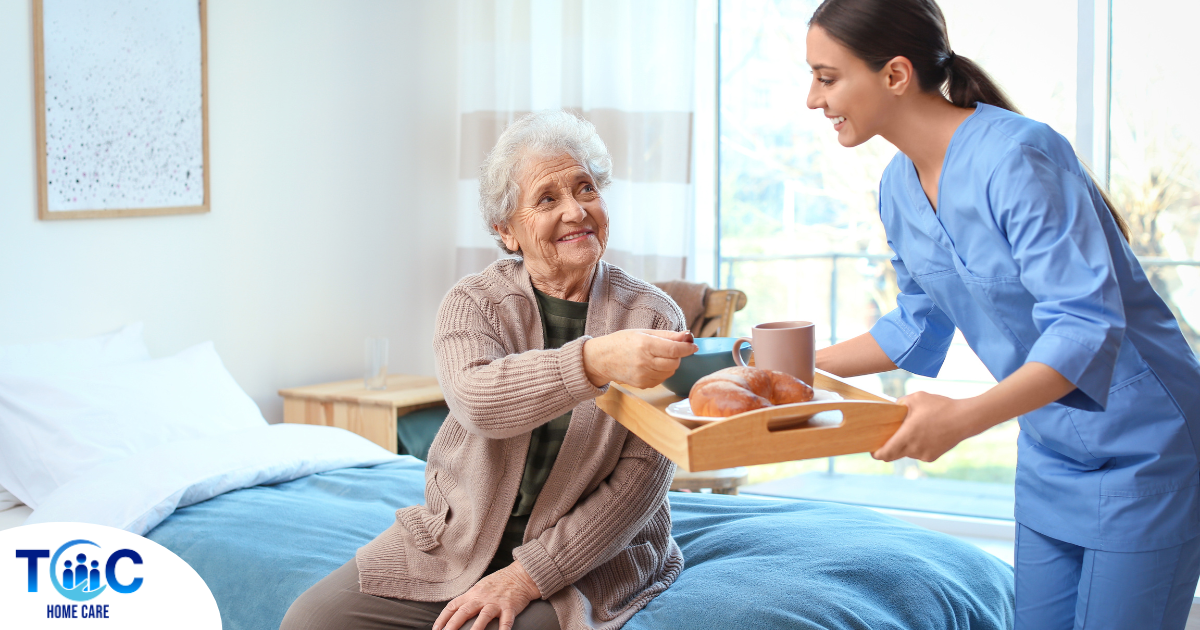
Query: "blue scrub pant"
1015 524 1200 629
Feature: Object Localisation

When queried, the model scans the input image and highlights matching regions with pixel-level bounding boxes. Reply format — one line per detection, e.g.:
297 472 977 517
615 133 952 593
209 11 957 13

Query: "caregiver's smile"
804 25 895 148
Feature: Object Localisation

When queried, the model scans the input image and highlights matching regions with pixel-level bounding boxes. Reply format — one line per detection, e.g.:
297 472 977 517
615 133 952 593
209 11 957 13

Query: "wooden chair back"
698 289 748 338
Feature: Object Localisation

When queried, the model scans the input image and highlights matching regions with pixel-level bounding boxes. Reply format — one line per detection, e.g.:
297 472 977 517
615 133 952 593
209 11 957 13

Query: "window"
716 0 1198 518
1110 0 1200 350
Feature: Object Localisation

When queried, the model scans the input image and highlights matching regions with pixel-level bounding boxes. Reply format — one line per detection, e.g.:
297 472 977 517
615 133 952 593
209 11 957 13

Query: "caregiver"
805 0 1200 627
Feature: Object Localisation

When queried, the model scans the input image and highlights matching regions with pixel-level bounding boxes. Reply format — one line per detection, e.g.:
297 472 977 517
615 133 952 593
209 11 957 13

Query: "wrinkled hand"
582 329 697 388
871 391 976 463
433 561 541 630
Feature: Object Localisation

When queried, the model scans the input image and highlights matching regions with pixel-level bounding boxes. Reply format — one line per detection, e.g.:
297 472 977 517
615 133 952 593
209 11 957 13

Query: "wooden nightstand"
279 374 446 453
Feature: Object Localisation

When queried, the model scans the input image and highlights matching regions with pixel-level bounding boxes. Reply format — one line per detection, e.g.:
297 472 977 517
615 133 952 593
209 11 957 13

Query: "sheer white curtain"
455 0 697 282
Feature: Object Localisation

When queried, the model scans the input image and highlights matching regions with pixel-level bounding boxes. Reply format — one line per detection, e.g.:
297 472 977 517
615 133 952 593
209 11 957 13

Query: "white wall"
0 0 460 422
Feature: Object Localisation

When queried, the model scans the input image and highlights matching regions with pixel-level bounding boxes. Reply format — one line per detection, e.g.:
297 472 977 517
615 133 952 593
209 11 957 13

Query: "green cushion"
396 405 449 461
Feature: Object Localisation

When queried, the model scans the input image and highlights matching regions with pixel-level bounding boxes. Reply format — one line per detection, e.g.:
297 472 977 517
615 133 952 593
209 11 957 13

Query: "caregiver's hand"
583 329 697 388
433 561 541 630
871 391 976 463
872 362 1077 463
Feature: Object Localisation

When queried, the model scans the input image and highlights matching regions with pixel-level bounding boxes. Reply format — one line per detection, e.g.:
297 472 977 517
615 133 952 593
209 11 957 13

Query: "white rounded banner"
0 522 220 629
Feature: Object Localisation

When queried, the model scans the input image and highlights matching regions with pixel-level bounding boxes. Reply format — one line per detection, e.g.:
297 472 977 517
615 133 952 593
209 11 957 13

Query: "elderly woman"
281 111 697 630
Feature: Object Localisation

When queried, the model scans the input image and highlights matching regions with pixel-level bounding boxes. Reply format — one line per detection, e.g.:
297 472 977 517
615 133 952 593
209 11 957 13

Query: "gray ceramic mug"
732 321 815 385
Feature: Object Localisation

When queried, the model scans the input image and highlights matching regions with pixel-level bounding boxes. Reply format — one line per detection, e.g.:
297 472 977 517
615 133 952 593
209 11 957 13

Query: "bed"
2 421 1016 629
0 326 1015 629
137 440 1013 630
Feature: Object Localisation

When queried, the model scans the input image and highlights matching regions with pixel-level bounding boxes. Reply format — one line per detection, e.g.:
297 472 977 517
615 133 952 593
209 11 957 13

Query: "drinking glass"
364 337 389 390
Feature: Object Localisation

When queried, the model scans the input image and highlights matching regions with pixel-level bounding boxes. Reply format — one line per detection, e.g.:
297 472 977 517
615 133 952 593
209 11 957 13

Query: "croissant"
689 366 814 417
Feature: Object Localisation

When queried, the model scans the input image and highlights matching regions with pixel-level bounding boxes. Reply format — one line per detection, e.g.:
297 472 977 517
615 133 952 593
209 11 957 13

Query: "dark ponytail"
810 0 1132 242
944 54 1017 113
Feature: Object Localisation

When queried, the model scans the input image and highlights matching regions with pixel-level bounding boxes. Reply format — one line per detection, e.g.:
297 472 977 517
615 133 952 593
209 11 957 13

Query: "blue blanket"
147 461 1013 630
626 494 1013 630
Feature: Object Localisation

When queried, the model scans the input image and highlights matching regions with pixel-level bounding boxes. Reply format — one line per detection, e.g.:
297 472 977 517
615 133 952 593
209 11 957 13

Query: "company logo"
1 522 220 629
16 539 143 602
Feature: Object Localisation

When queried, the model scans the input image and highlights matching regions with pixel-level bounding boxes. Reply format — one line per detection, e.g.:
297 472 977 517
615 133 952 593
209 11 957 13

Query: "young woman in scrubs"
805 0 1200 627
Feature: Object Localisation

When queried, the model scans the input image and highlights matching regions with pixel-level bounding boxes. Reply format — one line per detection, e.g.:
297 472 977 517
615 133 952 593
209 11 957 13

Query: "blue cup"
661 337 751 398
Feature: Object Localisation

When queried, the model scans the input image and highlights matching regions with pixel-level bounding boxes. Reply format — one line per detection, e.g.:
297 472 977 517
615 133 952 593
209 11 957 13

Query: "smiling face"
496 153 609 285
805 25 901 148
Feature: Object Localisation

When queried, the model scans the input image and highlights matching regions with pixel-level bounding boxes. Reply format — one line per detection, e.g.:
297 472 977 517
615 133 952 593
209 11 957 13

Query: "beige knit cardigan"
356 259 686 630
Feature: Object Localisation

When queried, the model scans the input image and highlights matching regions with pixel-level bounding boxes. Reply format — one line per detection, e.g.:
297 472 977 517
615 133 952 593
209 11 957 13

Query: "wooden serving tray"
596 369 907 472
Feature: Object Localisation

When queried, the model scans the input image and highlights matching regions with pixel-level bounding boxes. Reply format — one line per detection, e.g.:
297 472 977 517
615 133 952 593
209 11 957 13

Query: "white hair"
479 110 613 253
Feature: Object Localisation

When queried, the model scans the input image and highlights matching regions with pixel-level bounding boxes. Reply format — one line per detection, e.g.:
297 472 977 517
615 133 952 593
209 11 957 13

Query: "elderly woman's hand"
433 561 541 630
583 329 697 388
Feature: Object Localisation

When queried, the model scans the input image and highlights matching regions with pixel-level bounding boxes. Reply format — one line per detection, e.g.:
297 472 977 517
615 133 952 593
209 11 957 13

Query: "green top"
486 288 589 575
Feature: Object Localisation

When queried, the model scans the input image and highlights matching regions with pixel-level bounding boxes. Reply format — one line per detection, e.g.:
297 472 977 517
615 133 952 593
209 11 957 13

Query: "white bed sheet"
26 423 401 535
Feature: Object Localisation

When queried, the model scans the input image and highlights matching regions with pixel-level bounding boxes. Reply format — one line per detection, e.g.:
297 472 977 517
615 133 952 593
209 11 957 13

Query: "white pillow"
0 486 21 511
0 324 148 511
0 341 266 509
0 322 150 377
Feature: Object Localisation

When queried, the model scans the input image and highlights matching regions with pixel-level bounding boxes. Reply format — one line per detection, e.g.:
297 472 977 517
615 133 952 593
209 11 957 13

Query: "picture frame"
33 0 210 220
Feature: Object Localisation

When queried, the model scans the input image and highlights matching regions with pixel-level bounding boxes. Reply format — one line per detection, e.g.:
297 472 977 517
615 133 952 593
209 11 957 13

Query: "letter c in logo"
104 549 143 594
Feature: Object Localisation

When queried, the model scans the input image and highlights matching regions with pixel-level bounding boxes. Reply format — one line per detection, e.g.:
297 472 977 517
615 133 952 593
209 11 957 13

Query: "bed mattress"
146 460 1015 630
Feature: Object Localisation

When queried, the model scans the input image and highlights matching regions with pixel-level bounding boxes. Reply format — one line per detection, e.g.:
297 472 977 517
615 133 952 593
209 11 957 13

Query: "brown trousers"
279 560 561 630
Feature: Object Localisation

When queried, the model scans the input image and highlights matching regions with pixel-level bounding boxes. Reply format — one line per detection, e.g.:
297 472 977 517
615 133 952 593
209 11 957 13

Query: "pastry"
689 366 814 417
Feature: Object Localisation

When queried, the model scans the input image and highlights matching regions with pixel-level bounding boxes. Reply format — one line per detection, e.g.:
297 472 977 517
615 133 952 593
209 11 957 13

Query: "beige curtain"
455 0 697 282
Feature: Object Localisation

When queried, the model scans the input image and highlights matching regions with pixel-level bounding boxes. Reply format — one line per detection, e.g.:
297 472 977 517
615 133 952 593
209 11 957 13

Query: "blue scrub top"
870 103 1200 552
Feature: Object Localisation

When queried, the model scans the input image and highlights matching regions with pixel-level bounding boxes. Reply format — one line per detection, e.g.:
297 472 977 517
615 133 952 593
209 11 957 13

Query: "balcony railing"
720 253 1200 345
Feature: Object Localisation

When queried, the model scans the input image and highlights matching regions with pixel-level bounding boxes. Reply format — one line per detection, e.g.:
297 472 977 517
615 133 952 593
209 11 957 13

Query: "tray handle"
686 399 907 470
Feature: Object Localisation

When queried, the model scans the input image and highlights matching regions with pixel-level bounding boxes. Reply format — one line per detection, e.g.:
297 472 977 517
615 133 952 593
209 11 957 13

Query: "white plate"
666 388 844 422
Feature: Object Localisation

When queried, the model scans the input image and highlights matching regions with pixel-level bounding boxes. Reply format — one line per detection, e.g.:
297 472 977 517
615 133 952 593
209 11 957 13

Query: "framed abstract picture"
33 0 209 220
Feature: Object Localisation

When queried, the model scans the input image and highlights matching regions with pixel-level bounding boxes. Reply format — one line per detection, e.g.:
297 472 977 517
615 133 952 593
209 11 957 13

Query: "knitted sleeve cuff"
558 336 608 400
513 538 568 599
